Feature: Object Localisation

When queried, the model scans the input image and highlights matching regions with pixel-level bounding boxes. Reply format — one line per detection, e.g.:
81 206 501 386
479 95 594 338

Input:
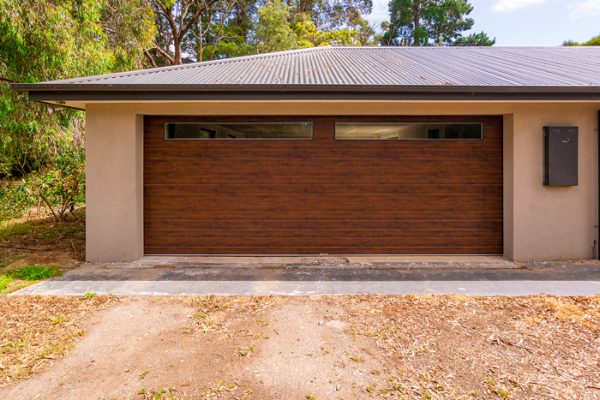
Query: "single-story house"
13 46 600 262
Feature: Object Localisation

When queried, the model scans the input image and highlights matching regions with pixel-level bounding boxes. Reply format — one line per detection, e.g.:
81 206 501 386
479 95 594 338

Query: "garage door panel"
145 193 500 205
144 183 503 197
145 228 503 242
145 245 503 255
144 204 503 221
144 218 503 231
145 159 501 176
145 174 502 186
144 115 503 254
144 146 502 161
145 202 501 215
146 235 503 249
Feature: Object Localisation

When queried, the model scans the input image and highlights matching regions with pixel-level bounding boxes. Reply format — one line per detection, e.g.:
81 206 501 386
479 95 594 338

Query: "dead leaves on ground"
343 295 600 399
0 295 116 385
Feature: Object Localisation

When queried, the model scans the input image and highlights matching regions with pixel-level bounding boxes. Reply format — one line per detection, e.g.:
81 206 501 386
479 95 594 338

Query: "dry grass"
0 295 116 385
342 295 600 399
187 295 280 338
0 209 85 275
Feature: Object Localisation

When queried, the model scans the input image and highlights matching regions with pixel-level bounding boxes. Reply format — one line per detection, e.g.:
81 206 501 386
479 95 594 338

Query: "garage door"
144 116 503 255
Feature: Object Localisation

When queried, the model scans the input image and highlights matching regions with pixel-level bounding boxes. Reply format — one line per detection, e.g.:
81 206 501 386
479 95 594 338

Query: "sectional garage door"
144 116 503 255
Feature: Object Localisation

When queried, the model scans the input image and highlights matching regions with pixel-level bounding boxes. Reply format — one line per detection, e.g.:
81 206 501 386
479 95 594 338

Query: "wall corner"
503 113 515 260
85 104 144 262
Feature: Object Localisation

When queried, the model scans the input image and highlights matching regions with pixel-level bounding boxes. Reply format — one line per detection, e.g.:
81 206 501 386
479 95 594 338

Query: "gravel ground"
0 295 599 400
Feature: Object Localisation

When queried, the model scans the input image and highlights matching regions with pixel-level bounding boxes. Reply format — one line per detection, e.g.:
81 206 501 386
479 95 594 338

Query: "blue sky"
367 0 600 45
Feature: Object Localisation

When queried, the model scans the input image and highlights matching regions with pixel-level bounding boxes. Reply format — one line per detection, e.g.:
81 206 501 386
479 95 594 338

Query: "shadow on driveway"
53 261 600 282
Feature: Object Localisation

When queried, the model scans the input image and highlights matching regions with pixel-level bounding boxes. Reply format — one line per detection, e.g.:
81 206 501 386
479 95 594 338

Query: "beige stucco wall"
86 104 143 262
509 103 598 260
85 101 599 262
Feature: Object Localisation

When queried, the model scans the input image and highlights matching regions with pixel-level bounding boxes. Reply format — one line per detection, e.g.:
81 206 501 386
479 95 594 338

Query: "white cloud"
366 0 389 26
570 0 600 17
493 0 547 12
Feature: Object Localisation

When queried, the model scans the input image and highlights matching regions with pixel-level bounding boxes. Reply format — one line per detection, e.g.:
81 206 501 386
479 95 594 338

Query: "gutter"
11 84 600 102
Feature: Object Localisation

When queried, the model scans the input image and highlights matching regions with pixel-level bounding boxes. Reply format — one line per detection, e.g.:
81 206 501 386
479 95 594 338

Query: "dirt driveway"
1 295 599 400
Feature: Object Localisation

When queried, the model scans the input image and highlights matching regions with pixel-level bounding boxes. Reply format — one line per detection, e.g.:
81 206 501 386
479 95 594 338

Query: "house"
13 46 600 262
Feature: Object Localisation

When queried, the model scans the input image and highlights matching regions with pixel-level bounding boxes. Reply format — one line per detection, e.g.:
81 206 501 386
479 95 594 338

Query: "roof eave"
12 83 600 102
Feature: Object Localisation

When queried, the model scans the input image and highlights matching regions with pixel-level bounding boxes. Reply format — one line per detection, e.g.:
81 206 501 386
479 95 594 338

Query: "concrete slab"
14 279 600 296
11 259 600 296
95 255 518 270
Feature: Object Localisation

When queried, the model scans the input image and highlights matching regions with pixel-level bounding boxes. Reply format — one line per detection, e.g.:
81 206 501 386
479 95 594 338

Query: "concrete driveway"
12 256 600 296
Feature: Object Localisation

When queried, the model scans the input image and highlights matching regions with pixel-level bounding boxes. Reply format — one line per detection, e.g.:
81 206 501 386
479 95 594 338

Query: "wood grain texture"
144 115 503 255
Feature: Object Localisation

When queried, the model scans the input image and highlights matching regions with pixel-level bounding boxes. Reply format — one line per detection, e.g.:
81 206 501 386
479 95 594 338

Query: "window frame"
334 121 485 141
163 121 314 141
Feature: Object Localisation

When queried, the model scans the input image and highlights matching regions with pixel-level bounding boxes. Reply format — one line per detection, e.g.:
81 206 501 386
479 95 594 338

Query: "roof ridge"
52 46 333 84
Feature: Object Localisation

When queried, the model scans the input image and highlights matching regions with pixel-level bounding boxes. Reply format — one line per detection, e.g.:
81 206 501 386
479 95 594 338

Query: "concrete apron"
90 255 519 270
12 256 600 296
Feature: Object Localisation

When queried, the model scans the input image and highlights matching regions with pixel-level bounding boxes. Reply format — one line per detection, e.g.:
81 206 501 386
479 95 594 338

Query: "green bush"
0 179 33 221
26 144 85 221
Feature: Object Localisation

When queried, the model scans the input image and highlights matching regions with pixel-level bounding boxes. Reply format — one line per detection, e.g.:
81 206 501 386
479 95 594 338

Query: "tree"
0 0 153 182
294 13 377 47
423 0 474 46
0 0 111 177
146 0 222 66
381 0 428 46
381 0 492 46
101 0 156 70
256 0 297 53
455 31 495 46
288 0 373 31
563 34 600 46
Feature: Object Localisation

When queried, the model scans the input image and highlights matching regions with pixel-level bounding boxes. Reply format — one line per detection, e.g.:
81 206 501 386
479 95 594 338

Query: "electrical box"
544 126 578 186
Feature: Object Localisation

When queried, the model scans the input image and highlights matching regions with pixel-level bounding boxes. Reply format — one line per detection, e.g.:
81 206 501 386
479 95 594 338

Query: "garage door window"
165 122 313 140
335 123 483 140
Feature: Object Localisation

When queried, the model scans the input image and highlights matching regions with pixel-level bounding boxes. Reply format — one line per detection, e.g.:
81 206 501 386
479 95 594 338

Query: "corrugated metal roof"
20 46 600 87
12 47 600 103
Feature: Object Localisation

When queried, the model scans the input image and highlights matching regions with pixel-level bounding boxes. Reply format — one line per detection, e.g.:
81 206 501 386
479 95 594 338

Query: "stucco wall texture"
85 102 600 262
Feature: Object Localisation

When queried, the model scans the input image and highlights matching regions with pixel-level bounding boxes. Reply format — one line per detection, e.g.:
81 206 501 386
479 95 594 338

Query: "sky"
366 0 600 46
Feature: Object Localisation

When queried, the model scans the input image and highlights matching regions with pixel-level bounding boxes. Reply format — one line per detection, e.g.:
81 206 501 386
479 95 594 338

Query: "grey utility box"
543 126 578 186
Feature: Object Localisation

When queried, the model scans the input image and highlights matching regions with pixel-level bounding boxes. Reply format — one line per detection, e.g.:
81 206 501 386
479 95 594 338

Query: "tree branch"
144 49 159 68
152 44 176 64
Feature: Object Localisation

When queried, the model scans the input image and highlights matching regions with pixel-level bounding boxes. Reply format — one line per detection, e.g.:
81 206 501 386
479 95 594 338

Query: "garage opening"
144 116 503 255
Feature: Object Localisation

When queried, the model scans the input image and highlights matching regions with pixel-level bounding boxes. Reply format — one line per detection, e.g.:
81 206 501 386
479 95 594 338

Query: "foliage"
293 12 377 47
381 0 493 46
563 34 600 46
0 0 153 182
0 180 32 221
288 0 373 31
0 274 12 293
0 264 61 294
101 0 157 70
0 1 101 177
455 31 496 46
5 264 62 281
147 0 241 65
25 143 85 221
147 0 379 63
422 0 475 46
0 0 153 221
256 0 297 53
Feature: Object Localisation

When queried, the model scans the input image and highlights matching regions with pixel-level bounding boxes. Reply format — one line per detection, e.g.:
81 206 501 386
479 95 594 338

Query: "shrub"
25 144 85 221
0 179 33 221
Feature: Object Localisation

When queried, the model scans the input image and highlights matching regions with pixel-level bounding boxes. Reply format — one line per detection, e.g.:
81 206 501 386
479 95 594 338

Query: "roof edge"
13 83 600 93
21 87 600 102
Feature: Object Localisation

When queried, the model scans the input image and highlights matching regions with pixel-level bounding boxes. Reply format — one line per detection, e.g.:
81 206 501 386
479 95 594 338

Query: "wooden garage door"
144 116 503 255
